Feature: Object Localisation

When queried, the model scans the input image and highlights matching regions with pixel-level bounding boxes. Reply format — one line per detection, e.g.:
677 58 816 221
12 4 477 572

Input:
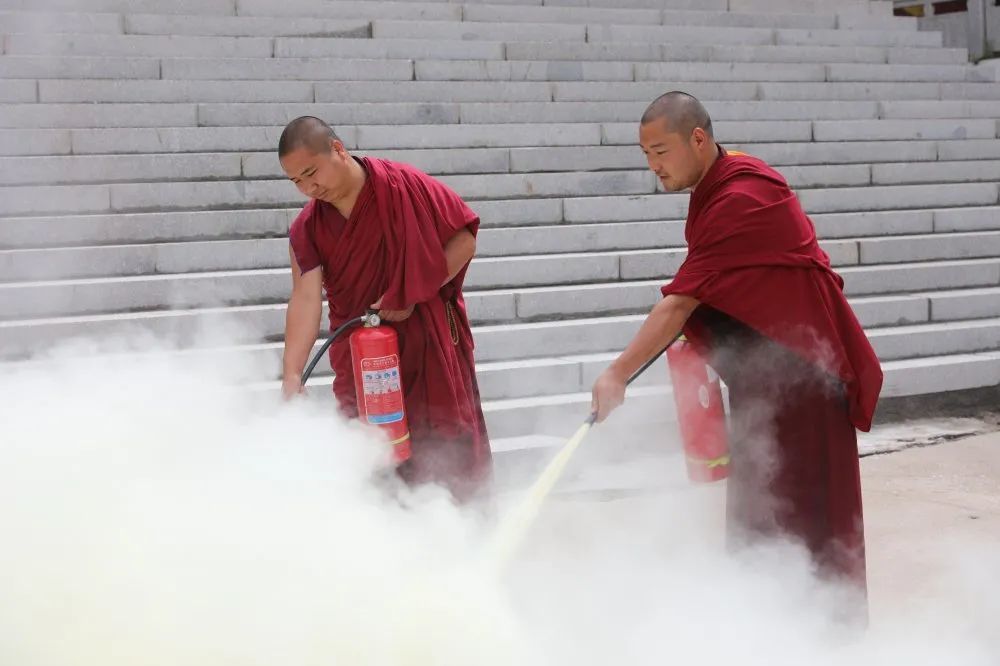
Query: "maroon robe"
289 156 491 502
662 146 883 594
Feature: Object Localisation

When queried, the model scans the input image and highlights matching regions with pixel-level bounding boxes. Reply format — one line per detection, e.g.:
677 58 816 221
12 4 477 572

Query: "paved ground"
862 431 1000 624
508 427 1000 639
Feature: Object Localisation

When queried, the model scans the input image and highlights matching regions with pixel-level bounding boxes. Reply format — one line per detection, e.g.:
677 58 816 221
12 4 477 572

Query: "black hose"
300 313 371 386
585 332 683 425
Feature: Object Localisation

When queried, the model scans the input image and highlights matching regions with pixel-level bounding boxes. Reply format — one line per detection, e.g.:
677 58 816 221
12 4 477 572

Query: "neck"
691 142 721 192
331 157 366 217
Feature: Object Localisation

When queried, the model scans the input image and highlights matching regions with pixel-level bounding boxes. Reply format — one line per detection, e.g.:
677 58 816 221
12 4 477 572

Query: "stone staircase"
2 0 1000 463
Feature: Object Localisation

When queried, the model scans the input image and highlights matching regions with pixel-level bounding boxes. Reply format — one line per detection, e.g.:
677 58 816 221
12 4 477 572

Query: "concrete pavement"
504 427 1000 634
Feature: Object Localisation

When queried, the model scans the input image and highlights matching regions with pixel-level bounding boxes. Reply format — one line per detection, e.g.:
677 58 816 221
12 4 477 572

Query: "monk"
590 92 883 607
278 116 492 504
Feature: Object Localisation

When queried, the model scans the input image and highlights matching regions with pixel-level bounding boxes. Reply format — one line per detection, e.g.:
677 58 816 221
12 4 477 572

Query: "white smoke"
0 333 997 666
0 340 535 666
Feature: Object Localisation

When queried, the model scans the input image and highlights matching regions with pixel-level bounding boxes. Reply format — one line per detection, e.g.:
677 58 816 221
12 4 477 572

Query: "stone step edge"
3 171 1000 214
264 349 1000 456
4 64 976 82
0 3 910 22
0 15 927 38
3 223 998 255
7 136 1000 159
6 313 1000 376
3 204 999 251
0 48 971 66
3 130 1000 162
4 281 1000 331
251 321 1000 385
7 155 1000 188
11 140 1000 160
3 232 1000 290
486 349 1000 454
4 94 996 112
4 230 1000 289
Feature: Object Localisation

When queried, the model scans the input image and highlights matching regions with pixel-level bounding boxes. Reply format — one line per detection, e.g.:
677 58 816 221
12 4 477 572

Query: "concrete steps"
3 318 1000 439
4 147 1000 186
4 174 998 217
479 348 1000 439
5 267 1000 346
6 79 999 105
5 283 1000 373
5 59 984 83
0 6 914 33
5 213 1000 279
7 98 1000 131
5 204 997 250
0 0 887 13
1 0 998 455
6 125 1000 158
4 244 1000 321
4 39 969 65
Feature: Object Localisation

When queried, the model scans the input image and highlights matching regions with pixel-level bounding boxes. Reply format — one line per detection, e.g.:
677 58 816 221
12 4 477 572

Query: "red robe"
662 146 883 594
289 156 491 502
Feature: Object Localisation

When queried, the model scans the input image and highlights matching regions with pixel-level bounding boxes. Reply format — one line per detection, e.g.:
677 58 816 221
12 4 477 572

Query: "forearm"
282 294 322 380
441 229 476 287
375 229 475 317
609 295 699 381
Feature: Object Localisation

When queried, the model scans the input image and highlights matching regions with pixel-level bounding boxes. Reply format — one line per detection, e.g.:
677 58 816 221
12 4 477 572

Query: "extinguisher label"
360 355 404 425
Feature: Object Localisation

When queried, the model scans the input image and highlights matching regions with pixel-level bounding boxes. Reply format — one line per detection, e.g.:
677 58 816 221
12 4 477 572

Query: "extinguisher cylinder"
665 339 730 483
350 324 412 463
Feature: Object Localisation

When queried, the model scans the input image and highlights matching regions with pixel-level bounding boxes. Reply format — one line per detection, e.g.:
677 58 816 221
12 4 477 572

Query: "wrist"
607 359 632 383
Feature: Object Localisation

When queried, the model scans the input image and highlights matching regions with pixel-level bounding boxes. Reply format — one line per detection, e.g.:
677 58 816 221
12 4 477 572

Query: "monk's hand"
591 365 628 424
281 374 305 401
370 297 415 322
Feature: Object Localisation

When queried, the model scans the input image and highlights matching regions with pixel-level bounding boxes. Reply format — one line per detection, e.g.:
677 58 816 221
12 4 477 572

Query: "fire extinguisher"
301 310 412 463
665 335 729 483
349 314 412 463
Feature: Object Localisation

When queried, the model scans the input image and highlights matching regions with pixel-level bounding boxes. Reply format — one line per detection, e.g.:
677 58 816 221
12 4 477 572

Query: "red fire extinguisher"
349 313 412 464
666 335 729 483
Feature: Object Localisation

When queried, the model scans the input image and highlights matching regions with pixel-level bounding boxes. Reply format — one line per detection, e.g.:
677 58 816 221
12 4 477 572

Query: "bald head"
638 91 719 193
278 116 361 206
278 116 342 158
640 91 713 140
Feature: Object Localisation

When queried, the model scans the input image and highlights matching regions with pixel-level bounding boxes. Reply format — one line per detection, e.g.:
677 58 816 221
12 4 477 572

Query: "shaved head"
638 91 719 192
278 116 342 158
278 116 361 206
640 91 713 139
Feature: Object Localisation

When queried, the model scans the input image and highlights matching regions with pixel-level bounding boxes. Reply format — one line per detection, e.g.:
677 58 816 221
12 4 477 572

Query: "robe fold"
289 156 491 502
662 146 882 592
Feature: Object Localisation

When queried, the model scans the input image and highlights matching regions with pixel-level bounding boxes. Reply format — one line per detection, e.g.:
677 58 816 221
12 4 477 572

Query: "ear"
691 127 708 148
330 138 348 159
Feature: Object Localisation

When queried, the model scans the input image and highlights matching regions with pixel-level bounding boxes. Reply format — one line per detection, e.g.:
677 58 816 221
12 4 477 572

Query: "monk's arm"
282 246 323 394
441 228 476 287
372 227 475 321
591 294 700 422
610 294 700 380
